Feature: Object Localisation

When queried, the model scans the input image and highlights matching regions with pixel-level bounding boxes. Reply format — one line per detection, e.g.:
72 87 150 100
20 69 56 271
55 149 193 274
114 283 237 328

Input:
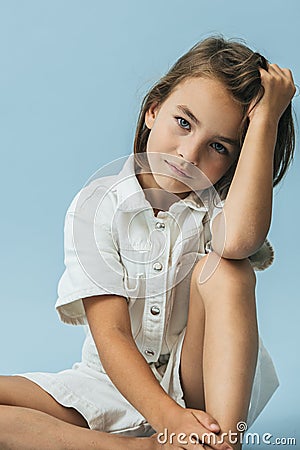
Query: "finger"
190 410 220 433
258 66 272 80
200 432 233 450
266 63 285 77
189 411 234 449
258 64 294 94
173 436 205 450
281 67 295 82
187 443 205 450
189 417 232 450
192 432 232 450
267 64 295 87
257 65 270 77
268 63 283 72
268 65 296 95
183 438 206 450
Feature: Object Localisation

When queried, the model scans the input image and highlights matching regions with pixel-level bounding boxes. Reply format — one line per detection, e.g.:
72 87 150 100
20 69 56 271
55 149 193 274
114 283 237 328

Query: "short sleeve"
204 199 275 271
203 199 225 254
55 182 128 325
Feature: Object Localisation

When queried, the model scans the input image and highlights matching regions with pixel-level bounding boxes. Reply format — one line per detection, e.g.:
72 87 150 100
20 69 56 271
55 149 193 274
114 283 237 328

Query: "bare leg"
180 271 206 411
180 253 258 450
0 405 155 450
0 376 89 427
0 376 155 450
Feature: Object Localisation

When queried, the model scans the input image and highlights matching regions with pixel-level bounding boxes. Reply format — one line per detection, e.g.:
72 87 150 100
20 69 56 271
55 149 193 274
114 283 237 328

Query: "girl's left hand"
248 63 296 123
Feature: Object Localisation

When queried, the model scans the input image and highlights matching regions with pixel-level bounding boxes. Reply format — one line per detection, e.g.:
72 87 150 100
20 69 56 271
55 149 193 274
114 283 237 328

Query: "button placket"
142 224 170 361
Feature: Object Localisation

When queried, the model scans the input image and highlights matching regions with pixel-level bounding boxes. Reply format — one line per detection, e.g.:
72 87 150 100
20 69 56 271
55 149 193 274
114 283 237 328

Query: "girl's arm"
212 64 296 259
82 295 224 445
83 294 176 431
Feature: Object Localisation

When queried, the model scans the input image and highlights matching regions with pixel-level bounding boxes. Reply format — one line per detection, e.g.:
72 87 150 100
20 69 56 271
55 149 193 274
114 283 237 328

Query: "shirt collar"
113 153 214 213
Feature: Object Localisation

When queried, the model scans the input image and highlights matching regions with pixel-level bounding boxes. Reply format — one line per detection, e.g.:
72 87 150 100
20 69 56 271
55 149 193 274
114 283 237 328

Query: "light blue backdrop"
1 0 299 446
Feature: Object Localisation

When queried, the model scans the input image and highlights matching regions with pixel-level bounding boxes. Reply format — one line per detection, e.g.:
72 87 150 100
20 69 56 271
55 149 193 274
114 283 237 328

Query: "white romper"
15 153 279 436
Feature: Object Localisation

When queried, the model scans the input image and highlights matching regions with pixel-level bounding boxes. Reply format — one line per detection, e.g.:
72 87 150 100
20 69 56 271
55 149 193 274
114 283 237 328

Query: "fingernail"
210 423 220 431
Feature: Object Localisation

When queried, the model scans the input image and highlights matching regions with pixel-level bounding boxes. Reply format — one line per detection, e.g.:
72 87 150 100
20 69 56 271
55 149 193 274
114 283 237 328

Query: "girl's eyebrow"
176 104 239 148
177 104 201 126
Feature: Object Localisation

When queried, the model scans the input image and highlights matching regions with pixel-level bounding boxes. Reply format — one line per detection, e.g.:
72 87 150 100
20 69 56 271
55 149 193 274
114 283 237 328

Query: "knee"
191 251 256 292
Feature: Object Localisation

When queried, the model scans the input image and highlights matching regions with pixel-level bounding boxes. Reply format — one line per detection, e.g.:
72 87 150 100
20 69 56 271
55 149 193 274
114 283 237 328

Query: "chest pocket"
123 271 146 300
118 241 149 297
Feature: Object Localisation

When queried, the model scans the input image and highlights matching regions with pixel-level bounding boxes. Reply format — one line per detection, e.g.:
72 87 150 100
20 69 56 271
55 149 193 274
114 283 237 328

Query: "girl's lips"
164 160 193 178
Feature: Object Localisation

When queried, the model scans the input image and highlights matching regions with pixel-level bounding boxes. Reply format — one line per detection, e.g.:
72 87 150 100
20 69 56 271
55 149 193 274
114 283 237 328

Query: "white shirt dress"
15 153 279 436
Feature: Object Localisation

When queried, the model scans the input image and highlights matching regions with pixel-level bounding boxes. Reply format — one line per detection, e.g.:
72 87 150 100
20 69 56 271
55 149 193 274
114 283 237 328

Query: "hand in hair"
247 63 296 124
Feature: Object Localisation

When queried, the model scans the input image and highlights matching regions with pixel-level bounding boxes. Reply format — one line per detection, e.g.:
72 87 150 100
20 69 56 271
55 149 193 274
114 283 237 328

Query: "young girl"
0 36 296 450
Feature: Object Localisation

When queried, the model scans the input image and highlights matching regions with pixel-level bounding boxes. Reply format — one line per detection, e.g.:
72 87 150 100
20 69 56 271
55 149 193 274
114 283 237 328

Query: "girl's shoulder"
66 174 120 216
67 155 135 215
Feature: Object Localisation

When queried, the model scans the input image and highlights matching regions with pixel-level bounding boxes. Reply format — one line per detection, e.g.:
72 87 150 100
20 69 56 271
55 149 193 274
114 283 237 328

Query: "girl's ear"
145 102 160 130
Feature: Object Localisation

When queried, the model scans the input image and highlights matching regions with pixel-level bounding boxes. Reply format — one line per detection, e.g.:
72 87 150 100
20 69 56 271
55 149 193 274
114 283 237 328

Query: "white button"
155 222 165 230
153 262 163 271
150 305 160 315
145 349 155 356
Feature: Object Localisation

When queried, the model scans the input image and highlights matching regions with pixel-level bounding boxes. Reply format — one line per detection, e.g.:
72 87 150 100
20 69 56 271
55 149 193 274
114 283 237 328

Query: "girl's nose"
177 146 200 166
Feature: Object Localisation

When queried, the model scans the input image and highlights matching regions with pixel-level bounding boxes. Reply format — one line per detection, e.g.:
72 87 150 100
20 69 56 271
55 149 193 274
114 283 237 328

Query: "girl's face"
140 77 243 198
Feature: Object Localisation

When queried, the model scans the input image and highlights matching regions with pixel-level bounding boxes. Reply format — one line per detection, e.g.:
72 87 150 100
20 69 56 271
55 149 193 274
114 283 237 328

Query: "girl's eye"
211 142 228 155
175 116 191 130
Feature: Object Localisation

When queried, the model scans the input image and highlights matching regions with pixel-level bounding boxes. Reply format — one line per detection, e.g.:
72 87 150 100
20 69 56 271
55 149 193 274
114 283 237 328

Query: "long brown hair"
133 35 296 201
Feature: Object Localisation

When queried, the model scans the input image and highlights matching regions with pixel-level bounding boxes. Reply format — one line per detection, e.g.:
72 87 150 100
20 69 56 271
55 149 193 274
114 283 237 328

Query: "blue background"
0 0 299 447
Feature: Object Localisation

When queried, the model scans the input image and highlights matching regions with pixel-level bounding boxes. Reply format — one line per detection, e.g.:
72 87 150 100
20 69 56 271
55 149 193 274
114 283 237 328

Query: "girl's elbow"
210 243 247 260
211 236 265 260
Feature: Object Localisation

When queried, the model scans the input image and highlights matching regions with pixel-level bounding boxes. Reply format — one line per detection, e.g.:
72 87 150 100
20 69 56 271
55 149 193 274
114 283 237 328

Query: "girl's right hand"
247 63 296 124
154 405 233 450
